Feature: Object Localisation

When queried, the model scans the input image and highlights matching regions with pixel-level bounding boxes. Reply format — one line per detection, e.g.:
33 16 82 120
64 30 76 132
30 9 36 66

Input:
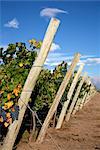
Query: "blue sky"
0 1 100 88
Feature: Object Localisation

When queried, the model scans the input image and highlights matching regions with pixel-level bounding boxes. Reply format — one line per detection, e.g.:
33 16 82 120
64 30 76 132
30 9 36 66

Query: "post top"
51 17 60 24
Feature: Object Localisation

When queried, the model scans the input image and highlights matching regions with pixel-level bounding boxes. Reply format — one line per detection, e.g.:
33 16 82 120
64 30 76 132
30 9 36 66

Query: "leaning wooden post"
56 64 84 129
67 78 91 118
36 53 80 143
65 74 87 121
72 73 88 115
82 79 93 105
72 98 81 114
79 92 87 109
84 85 96 105
2 18 60 150
79 78 91 109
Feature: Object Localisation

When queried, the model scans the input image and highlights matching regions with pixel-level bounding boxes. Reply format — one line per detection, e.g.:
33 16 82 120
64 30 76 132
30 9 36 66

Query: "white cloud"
78 57 100 65
45 53 100 89
4 18 19 29
81 55 96 59
91 76 100 89
0 45 8 51
45 52 100 72
45 61 61 67
40 7 68 18
45 52 73 68
86 58 100 64
0 45 8 64
50 43 61 51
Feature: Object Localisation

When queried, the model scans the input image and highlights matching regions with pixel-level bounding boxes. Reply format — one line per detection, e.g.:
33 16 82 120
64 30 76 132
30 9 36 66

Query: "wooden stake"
82 79 96 105
72 72 87 115
2 18 60 150
56 64 84 129
79 92 87 109
84 86 96 105
65 74 86 121
78 78 92 109
36 53 80 143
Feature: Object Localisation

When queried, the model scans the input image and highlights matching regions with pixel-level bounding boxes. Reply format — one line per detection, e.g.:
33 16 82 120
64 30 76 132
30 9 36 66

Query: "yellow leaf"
0 116 3 122
18 84 21 89
13 88 20 96
4 101 14 109
4 122 9 127
6 112 11 118
0 90 4 94
19 62 23 67
7 93 11 100
7 118 12 124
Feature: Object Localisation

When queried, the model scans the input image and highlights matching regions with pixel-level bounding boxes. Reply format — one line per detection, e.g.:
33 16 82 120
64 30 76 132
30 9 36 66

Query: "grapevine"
0 39 92 141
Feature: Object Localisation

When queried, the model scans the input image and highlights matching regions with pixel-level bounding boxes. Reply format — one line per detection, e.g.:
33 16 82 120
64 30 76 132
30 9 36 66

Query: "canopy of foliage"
0 40 91 129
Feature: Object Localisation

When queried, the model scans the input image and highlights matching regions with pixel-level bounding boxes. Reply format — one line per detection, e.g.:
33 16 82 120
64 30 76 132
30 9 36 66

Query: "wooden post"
65 91 86 122
84 86 96 105
78 78 92 109
2 18 60 150
72 98 81 115
79 92 87 109
72 73 87 115
82 79 95 105
36 53 80 143
67 78 91 119
56 64 84 129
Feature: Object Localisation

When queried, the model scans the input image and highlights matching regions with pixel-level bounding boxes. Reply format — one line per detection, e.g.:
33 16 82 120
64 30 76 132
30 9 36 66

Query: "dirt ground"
17 92 100 150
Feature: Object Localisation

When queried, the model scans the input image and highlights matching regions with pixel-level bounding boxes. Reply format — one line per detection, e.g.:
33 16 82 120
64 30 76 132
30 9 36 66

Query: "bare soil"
17 93 100 150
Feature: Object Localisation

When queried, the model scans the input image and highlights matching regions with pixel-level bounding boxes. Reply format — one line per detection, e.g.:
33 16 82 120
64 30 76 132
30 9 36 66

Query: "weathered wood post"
56 64 84 129
72 73 87 115
84 85 96 105
36 53 80 143
81 79 93 105
79 92 87 109
67 78 91 117
78 78 91 109
72 98 81 115
2 18 60 150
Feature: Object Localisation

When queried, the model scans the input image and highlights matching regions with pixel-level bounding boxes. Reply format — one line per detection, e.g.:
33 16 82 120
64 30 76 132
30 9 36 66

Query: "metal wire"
19 97 62 150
